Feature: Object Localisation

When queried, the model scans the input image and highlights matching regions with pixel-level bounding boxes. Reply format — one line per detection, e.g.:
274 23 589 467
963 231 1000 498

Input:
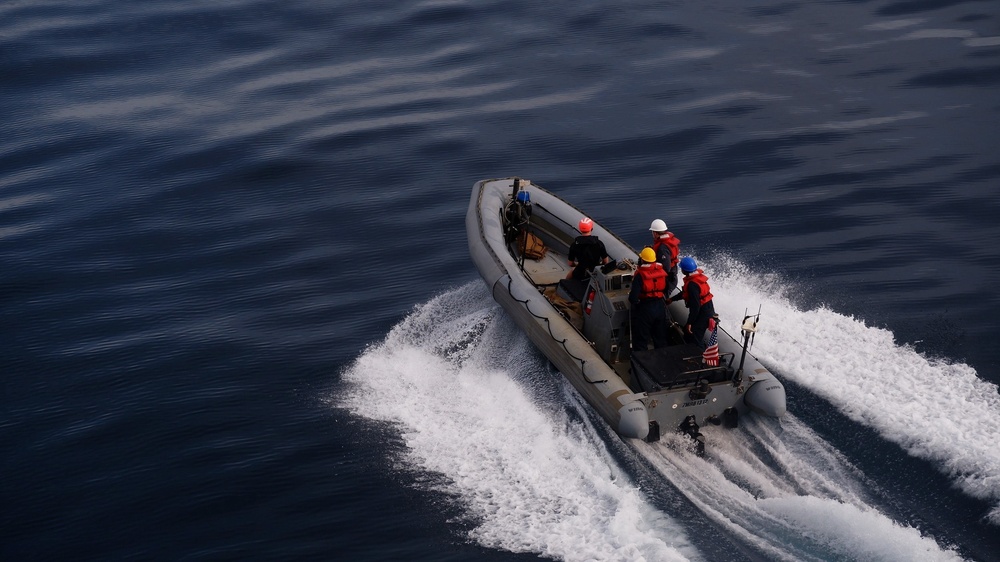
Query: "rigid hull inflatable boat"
466 177 786 448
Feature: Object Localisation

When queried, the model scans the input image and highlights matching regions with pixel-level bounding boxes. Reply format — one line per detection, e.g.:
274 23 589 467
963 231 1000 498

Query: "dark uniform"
652 232 681 296
567 235 609 281
669 268 715 346
629 262 669 350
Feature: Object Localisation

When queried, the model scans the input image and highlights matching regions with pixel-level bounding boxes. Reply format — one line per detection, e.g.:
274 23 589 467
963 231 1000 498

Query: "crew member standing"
566 217 609 280
629 247 669 351
669 256 716 346
648 219 681 296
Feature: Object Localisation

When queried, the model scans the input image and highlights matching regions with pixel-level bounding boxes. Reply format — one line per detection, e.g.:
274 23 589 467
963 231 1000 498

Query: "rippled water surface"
3 0 999 560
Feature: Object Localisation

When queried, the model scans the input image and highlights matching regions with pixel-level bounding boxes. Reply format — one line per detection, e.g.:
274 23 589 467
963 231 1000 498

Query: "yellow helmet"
639 247 656 263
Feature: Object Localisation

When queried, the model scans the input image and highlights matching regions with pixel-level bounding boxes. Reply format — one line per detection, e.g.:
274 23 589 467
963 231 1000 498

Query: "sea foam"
340 284 698 562
706 255 1000 526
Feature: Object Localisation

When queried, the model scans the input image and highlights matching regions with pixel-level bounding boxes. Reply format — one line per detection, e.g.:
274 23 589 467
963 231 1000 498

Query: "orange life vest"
653 233 681 268
636 262 667 299
681 269 713 305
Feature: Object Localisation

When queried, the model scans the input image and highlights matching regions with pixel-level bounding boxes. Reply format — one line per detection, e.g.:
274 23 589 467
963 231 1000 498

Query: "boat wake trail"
340 283 699 562
703 254 1000 527
631 415 961 561
339 276 981 560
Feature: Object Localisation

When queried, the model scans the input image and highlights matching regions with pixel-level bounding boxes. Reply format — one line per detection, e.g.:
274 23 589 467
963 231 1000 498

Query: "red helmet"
578 217 593 233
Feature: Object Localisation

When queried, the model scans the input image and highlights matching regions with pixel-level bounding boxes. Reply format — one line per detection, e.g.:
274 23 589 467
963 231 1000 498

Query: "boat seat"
557 278 589 302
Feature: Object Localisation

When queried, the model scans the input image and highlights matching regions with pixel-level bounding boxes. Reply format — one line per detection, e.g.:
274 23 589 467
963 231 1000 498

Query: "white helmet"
649 219 667 232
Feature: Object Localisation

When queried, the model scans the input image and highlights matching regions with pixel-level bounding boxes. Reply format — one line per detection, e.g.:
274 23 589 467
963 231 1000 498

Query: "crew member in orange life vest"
628 247 669 351
668 256 716 346
648 219 681 296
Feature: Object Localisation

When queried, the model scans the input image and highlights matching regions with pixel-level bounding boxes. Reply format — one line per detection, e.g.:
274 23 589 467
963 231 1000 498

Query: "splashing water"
632 415 962 562
705 254 1000 526
340 284 699 562
339 276 980 560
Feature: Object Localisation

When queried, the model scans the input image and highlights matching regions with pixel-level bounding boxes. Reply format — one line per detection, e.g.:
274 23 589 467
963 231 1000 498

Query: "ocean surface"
3 0 1000 560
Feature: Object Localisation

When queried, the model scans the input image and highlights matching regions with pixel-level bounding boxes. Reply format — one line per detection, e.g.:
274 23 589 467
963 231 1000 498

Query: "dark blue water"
3 0 999 560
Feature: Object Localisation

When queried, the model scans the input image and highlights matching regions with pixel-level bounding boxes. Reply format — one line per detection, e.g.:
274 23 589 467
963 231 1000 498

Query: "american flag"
703 318 719 367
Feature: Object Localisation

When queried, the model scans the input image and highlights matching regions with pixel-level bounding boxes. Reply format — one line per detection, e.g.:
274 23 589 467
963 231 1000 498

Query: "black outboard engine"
679 415 706 456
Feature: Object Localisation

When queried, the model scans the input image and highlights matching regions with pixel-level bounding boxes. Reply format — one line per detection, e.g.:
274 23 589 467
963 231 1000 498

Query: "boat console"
580 265 634 367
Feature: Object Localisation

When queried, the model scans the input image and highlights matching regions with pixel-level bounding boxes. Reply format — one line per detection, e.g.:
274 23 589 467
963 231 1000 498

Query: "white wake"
338 278 977 560
705 254 1000 526
632 415 962 562
340 283 699 562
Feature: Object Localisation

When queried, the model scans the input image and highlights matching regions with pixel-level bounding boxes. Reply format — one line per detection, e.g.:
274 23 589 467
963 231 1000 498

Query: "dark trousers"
571 263 594 280
632 298 669 351
684 301 715 347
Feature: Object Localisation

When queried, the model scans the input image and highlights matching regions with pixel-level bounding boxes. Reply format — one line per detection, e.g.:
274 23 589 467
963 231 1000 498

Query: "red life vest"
636 262 667 299
681 269 713 305
653 233 681 268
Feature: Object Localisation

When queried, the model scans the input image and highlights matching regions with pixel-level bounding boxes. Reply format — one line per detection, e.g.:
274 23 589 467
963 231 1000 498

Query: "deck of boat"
507 233 589 332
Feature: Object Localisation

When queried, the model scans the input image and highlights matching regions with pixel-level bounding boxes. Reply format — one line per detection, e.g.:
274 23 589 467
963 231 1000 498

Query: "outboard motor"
679 415 706 456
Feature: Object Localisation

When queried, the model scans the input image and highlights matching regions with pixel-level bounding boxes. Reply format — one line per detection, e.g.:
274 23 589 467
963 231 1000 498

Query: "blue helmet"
679 256 697 273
